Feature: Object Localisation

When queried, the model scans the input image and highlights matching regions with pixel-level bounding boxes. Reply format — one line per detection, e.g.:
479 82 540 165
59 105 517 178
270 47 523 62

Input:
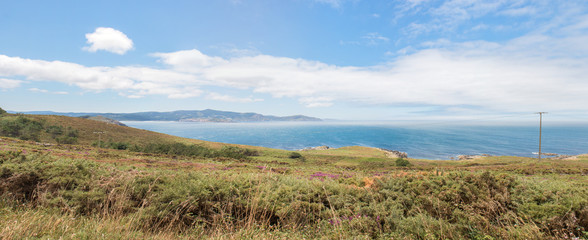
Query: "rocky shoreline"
298 145 587 161
299 146 331 151
299 146 409 159
377 148 408 159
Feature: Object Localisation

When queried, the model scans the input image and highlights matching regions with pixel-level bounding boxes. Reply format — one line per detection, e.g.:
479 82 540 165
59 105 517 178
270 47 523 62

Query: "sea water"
122 121 588 160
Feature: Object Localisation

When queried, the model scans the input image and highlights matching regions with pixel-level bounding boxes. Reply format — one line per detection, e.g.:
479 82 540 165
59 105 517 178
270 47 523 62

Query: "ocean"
122 121 588 160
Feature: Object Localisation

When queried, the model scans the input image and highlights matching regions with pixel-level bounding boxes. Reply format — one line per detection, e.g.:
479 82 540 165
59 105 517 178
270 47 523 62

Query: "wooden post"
536 112 547 159
93 131 105 148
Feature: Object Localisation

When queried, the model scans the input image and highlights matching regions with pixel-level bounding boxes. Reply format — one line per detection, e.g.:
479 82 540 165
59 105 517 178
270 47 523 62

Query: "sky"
1 0 588 121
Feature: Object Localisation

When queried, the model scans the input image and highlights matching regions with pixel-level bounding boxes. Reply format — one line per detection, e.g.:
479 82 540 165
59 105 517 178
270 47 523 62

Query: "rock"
456 154 490 160
542 153 558 156
554 154 587 160
35 142 55 147
379 149 408 159
300 146 330 151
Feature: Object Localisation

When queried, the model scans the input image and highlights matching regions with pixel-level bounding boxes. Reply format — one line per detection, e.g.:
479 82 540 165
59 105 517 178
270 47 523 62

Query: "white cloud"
404 22 436 36
0 54 199 99
3 33 588 113
499 6 537 16
396 0 562 37
314 0 343 8
299 97 334 107
0 78 22 89
152 30 588 113
206 92 263 103
28 88 69 95
471 23 489 31
362 32 390 45
83 27 134 55
28 88 48 93
2 15 588 115
152 49 228 72
341 32 390 46
406 0 430 7
432 0 505 20
168 90 202 99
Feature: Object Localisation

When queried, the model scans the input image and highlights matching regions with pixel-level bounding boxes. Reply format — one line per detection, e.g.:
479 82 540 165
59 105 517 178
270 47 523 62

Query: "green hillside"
0 113 587 239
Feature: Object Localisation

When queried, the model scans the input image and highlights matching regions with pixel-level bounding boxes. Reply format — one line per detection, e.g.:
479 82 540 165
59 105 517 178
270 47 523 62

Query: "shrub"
288 152 305 162
56 136 78 144
64 127 78 138
49 126 78 144
395 158 411 167
45 125 64 138
125 142 256 160
109 142 129 150
0 116 44 141
0 116 78 144
218 146 259 158
93 140 129 150
0 107 6 115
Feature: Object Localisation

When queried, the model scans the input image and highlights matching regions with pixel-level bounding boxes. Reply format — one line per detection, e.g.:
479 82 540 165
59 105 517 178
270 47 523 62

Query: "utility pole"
536 112 547 159
93 131 105 148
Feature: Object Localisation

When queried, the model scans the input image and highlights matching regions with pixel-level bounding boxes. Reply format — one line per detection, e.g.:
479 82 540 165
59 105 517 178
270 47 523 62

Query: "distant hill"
17 109 322 122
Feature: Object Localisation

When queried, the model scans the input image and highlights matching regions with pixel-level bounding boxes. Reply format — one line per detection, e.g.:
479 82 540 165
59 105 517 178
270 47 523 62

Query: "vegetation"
93 141 259 160
0 115 45 141
0 113 587 239
395 158 411 167
0 115 77 143
46 125 79 144
289 151 303 159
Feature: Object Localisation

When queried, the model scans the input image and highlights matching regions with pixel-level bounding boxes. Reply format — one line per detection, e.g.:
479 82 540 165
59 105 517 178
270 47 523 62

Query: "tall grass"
1 149 586 239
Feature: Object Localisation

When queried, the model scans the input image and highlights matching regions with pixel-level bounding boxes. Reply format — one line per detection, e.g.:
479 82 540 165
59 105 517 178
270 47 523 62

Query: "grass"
1 114 587 239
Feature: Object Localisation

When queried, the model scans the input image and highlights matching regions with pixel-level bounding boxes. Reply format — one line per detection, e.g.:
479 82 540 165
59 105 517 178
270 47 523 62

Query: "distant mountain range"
15 109 322 122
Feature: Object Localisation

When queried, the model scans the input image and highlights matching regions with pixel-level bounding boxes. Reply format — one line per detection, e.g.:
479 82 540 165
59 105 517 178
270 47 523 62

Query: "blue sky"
1 0 588 121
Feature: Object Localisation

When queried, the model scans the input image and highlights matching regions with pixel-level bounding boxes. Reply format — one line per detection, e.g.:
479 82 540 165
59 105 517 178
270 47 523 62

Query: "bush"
45 125 64 138
124 142 256 160
139 142 215 157
0 116 44 141
289 152 303 159
56 136 78 144
109 142 129 150
218 146 259 158
0 107 6 115
0 116 78 144
395 158 411 167
48 126 78 144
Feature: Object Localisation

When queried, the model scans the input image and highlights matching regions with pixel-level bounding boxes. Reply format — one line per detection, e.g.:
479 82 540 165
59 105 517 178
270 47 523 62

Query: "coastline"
122 121 588 160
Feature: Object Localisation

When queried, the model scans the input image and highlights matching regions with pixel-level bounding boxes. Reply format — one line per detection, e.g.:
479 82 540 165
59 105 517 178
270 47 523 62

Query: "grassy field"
1 114 587 239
